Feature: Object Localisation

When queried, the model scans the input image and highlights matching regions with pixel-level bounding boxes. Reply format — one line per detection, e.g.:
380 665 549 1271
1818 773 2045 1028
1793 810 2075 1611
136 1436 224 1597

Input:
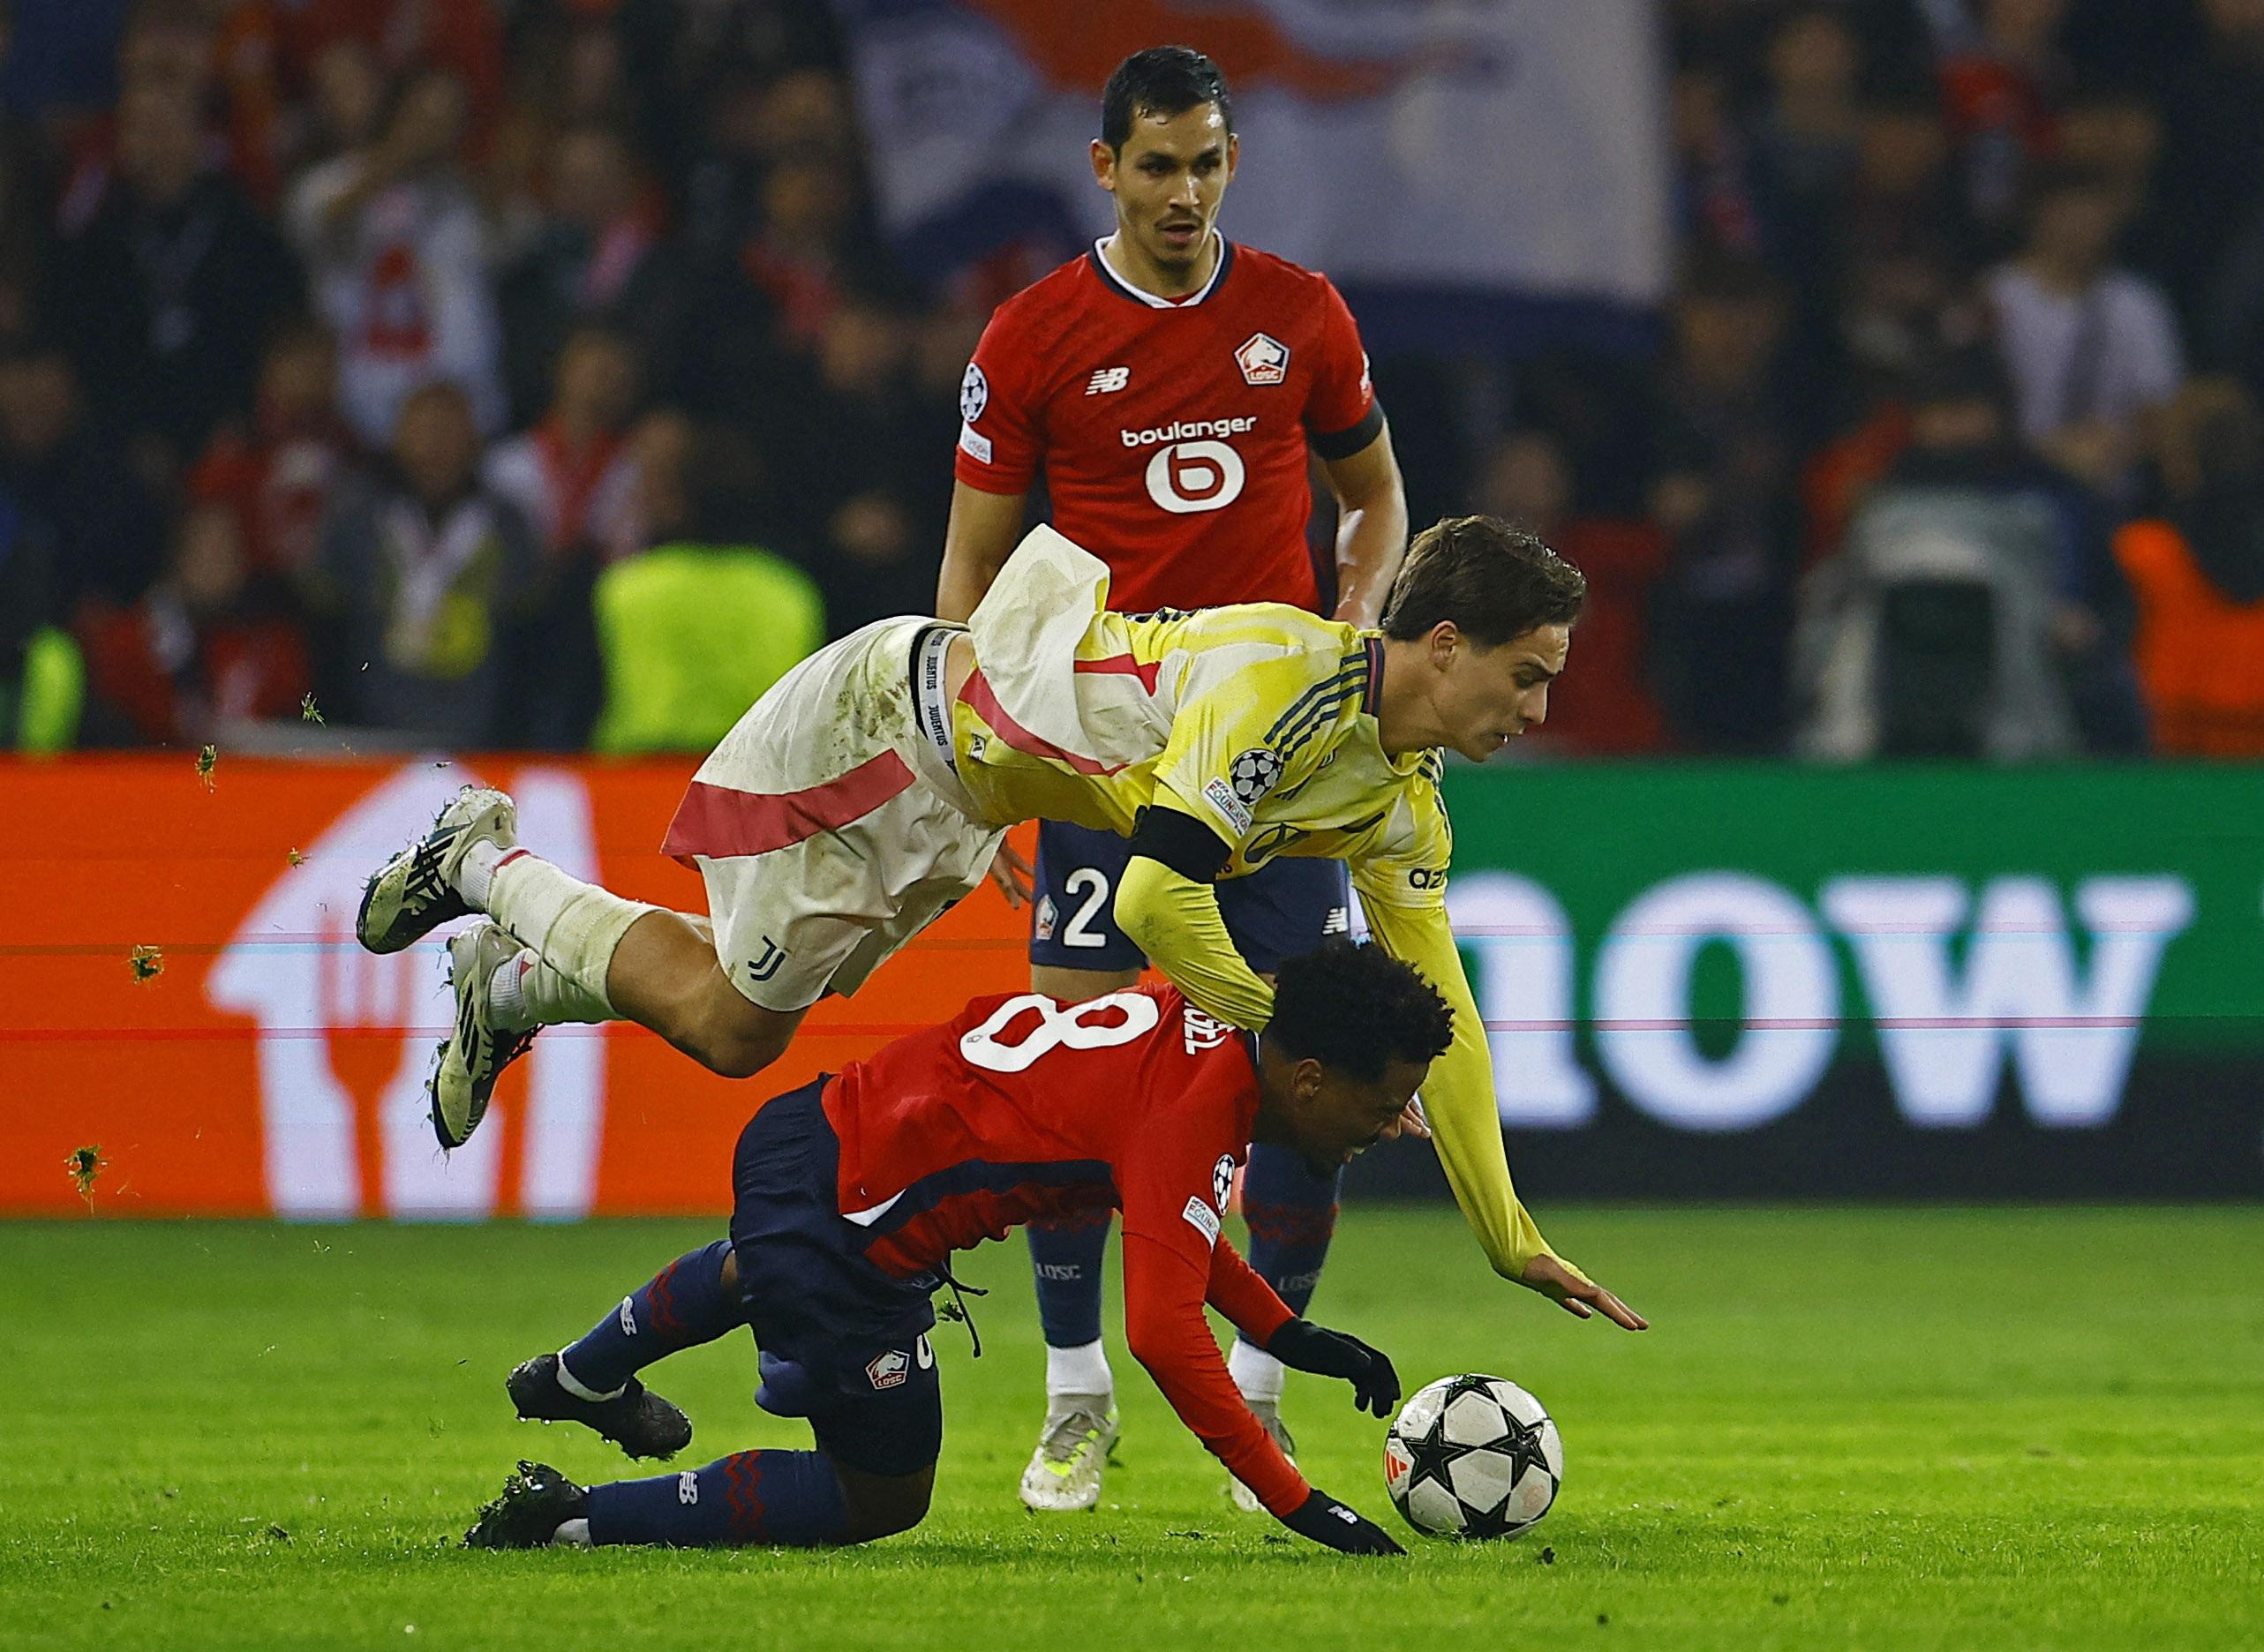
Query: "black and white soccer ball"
1383 1373 1562 1540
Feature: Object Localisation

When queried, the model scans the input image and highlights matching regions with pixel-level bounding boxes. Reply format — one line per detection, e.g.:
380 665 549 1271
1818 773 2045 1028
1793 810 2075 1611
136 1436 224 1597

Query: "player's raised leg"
502 1238 748 1461
374 618 1000 1149
412 867 801 1148
355 785 518 954
430 921 544 1150
467 828 801 1083
357 783 801 1146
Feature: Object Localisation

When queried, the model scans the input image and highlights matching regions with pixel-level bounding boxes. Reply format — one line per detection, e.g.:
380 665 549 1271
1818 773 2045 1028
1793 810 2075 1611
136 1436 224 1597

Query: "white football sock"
551 1519 592 1547
489 950 611 1032
488 951 529 1023
554 1349 626 1403
1045 1339 1113 1408
1229 1339 1286 1406
483 852 656 1011
457 837 503 907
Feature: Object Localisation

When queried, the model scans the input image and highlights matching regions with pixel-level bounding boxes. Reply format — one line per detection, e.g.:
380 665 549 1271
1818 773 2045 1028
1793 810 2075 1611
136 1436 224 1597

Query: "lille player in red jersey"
936 45 1411 1514
463 942 1458 1558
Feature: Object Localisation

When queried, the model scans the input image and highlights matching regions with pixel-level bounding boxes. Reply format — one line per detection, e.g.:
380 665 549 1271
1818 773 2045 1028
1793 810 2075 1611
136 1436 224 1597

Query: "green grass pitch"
4 1206 2260 1651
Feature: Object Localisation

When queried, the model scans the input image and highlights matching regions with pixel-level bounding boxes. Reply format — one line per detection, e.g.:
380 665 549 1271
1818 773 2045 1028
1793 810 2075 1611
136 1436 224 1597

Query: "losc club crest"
1235 333 1290 387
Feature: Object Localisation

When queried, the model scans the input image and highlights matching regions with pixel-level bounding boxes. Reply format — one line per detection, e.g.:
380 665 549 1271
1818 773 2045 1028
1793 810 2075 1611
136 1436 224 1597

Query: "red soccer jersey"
818 981 1306 1514
953 239 1381 613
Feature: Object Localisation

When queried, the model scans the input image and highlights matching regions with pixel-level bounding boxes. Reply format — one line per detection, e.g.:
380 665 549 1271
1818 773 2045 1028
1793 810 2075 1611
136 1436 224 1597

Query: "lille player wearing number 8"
356 519 1647 1337
464 946 1439 1555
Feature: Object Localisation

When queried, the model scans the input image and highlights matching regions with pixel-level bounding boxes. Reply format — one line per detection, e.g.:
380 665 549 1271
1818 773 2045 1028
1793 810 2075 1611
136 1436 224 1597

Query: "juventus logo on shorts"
747 937 786 982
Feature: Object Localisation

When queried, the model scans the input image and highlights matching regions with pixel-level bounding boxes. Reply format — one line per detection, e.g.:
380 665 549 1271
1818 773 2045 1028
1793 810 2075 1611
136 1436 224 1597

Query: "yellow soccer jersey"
951 526 1450 882
951 527 1568 1284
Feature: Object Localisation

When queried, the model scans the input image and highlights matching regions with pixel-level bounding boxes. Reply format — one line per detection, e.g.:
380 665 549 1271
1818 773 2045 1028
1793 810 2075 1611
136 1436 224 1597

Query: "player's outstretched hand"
1266 1318 1401 1416
1281 1489 1406 1556
1520 1253 1649 1331
985 841 1034 908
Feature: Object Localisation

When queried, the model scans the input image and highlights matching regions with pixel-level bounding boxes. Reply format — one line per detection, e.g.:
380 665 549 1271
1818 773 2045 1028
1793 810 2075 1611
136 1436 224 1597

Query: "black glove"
1280 1488 1406 1556
1266 1318 1401 1417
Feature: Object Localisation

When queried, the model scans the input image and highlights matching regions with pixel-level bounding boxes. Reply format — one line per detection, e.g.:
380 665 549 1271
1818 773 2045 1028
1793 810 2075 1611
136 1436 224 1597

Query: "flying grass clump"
65 1145 106 1210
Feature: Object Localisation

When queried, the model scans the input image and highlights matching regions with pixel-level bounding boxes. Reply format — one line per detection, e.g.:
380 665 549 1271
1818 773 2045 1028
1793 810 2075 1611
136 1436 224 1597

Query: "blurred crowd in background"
2 0 2263 760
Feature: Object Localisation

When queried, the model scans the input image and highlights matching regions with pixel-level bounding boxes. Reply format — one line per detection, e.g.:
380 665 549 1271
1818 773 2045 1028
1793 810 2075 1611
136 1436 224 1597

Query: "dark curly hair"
1265 939 1455 1082
1380 514 1587 650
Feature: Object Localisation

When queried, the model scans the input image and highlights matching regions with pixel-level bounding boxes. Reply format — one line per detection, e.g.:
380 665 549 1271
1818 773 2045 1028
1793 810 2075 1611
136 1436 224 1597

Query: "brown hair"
1380 514 1587 648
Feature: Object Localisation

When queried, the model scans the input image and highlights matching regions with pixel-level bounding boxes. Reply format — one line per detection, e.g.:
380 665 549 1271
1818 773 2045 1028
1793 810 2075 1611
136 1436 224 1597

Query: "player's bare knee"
698 1015 792 1079
680 983 793 1078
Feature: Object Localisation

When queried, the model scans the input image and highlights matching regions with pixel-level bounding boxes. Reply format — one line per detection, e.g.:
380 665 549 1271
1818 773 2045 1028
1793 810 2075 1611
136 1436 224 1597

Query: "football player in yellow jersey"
355 514 1644 1331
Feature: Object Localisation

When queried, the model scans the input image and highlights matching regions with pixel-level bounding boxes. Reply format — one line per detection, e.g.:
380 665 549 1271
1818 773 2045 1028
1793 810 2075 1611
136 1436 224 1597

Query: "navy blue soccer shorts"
728 1079 943 1478
1028 819 1352 973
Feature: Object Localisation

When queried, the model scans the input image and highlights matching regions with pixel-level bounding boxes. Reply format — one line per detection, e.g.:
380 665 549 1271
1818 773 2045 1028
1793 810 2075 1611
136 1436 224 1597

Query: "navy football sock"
1027 1212 1111 1352
560 1239 738 1397
1239 1143 1341 1324
585 1449 851 1547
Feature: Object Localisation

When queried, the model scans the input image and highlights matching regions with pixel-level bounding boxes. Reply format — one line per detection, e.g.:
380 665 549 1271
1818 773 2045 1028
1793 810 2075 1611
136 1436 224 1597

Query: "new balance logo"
1086 366 1130 394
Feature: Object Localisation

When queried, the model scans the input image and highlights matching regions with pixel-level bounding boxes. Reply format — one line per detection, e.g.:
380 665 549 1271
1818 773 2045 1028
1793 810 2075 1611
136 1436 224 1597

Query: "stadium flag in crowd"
831 0 1672 349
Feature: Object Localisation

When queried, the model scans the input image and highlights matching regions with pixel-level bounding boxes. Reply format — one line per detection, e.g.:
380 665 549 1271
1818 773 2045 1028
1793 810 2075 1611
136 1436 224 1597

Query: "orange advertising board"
0 756 1034 1218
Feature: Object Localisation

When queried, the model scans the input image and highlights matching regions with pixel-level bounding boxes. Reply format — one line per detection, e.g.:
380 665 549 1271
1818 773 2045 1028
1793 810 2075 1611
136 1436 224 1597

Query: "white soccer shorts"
660 617 1006 1012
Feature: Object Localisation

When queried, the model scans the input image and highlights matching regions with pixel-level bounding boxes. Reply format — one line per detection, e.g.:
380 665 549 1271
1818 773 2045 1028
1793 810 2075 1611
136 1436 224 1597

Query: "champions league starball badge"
1229 747 1283 807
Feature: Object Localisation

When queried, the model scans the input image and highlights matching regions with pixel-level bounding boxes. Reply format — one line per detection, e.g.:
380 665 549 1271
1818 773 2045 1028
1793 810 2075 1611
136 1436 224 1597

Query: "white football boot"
357 785 517 955
429 920 538 1150
1228 1400 1297 1513
1017 1400 1120 1513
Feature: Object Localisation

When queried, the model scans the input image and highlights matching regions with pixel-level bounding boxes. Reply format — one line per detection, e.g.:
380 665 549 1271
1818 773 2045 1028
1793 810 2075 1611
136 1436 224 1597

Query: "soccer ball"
1383 1373 1562 1540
